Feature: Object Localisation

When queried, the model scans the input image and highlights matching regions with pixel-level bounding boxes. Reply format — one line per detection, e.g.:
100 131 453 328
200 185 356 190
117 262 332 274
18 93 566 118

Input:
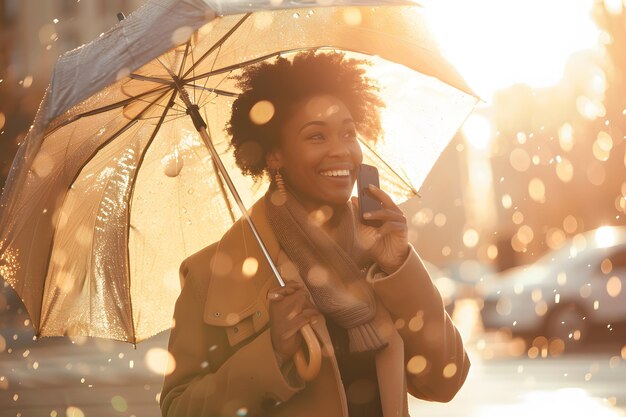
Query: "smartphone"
356 163 383 227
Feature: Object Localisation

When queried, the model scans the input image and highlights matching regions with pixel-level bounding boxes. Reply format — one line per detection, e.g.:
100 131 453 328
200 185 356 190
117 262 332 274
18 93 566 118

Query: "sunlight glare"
462 114 492 150
423 0 600 100
594 226 616 248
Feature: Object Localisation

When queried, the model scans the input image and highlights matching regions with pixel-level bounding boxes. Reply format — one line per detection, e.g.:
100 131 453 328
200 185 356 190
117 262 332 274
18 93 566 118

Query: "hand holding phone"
356 163 383 227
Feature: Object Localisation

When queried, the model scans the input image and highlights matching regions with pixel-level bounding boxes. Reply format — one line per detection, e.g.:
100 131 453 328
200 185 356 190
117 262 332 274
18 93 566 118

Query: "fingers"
363 208 406 223
267 281 305 302
281 309 320 340
366 184 402 213
375 221 408 239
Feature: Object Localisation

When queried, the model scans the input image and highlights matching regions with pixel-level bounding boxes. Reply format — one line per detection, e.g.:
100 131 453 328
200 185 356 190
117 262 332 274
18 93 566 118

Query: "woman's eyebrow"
298 118 355 133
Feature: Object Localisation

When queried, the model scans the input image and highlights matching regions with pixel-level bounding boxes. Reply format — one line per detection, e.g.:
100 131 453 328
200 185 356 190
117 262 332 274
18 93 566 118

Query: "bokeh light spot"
249 100 275 125
463 228 479 248
606 276 621 297
528 178 546 203
563 215 578 234
555 157 574 182
342 8 362 26
406 355 428 375
66 406 85 417
443 363 458 378
241 257 259 278
601 258 613 274
111 396 128 412
145 348 176 376
510 148 531 172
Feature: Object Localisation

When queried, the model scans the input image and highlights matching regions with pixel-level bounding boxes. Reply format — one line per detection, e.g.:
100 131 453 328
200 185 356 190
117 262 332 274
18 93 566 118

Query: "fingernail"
363 212 372 218
368 184 377 190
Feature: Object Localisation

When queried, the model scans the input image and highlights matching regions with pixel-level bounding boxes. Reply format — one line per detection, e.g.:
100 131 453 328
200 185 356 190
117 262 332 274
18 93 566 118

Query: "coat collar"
203 196 282 326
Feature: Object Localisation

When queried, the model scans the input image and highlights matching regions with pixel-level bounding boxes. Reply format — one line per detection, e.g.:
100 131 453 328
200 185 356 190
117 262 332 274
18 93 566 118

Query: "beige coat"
160 197 470 417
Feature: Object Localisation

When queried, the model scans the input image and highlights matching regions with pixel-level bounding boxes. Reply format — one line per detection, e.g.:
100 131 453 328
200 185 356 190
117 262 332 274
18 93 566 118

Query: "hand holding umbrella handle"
293 323 322 381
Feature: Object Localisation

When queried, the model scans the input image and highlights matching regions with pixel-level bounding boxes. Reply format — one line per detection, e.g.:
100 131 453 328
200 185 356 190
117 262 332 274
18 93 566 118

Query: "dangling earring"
274 168 286 196
269 167 287 206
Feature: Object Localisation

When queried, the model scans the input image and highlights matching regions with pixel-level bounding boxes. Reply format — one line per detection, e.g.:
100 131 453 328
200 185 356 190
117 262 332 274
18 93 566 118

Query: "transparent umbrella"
0 0 477 362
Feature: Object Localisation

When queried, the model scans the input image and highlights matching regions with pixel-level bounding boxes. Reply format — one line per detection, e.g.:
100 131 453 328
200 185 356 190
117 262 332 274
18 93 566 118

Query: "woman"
160 51 470 417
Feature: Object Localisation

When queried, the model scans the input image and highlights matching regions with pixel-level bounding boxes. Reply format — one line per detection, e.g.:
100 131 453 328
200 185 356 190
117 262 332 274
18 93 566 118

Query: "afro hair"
225 50 385 179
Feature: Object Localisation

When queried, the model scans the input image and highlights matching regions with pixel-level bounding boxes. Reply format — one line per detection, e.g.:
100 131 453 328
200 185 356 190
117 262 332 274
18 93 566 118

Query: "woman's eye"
308 133 325 140
344 130 357 140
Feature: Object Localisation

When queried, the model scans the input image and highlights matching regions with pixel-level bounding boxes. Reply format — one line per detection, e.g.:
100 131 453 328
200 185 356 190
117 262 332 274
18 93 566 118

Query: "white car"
479 226 626 345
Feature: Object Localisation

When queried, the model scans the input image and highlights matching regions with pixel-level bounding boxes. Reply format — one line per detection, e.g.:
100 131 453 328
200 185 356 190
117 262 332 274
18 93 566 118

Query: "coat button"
233 327 239 333
214 312 220 317
255 311 262 318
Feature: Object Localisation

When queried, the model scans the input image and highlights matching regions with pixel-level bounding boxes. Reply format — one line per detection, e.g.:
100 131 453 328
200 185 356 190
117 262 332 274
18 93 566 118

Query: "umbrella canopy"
0 0 478 344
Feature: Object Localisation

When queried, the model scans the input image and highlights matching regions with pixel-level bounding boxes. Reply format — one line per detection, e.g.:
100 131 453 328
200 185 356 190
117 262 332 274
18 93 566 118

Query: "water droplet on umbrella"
163 149 184 177
292 12 300 19
342 8 362 26
171 26 193 46
116 67 131 81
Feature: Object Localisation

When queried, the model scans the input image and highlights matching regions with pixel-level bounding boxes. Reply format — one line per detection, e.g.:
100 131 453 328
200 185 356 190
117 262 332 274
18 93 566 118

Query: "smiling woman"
160 51 470 417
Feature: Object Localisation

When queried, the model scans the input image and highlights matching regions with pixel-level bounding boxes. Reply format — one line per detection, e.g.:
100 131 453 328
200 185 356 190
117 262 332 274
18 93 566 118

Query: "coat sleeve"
366 245 470 403
160 260 304 417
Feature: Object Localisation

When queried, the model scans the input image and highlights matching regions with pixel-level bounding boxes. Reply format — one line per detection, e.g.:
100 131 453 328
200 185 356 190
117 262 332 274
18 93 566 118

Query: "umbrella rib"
44 85 171 137
39 117 141 337
38 88 172 341
124 89 179 346
184 47 309 84
177 40 192 80
195 43 222 106
188 84 238 98
129 73 173 86
358 136 418 196
182 13 253 80
201 106 237 224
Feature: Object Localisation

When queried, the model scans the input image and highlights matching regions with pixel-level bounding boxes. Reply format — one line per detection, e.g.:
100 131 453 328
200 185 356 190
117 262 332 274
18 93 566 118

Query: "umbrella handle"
293 323 322 381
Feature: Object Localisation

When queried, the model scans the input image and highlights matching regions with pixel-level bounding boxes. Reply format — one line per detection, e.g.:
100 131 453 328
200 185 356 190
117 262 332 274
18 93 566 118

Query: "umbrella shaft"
198 125 286 287
176 83 285 287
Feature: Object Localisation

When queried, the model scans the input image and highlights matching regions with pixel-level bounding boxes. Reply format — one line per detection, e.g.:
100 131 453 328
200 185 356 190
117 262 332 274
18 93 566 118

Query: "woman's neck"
287 187 347 232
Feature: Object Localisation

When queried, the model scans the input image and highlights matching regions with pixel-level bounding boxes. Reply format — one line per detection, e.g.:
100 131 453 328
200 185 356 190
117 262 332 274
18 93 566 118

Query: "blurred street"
1 300 625 417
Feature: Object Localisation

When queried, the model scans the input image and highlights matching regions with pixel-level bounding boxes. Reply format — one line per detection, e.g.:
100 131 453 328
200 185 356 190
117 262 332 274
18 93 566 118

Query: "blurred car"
425 259 494 316
479 226 626 345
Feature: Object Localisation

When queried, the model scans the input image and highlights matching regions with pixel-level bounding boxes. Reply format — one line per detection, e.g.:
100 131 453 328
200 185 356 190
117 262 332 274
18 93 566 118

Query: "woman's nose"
328 136 351 157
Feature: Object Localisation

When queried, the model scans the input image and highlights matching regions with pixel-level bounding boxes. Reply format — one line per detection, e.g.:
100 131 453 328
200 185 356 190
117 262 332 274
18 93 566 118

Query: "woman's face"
270 94 363 210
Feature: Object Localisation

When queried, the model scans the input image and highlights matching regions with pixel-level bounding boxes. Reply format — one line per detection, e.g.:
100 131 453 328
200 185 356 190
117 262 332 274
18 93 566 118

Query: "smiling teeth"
320 170 350 177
